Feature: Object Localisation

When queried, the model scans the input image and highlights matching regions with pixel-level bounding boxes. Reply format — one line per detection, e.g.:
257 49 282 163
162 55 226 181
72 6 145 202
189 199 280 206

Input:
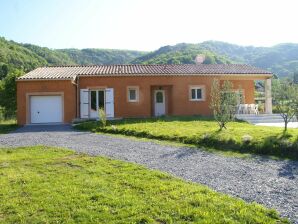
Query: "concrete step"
236 114 297 124
236 114 282 118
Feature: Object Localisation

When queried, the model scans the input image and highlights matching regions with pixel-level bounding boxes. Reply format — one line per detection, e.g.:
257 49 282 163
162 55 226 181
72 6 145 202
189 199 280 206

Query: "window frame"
127 86 139 102
189 85 206 101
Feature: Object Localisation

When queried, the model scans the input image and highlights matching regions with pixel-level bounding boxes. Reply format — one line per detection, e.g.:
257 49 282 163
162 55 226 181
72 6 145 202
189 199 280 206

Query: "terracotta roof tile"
18 64 272 80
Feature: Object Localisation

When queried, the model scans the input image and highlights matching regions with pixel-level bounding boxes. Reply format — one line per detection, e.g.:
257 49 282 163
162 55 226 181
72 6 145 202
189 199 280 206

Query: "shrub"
210 80 238 130
98 108 107 127
242 135 253 144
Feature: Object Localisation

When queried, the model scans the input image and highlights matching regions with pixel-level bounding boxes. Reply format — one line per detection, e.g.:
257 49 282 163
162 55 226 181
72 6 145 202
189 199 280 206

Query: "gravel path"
0 125 297 223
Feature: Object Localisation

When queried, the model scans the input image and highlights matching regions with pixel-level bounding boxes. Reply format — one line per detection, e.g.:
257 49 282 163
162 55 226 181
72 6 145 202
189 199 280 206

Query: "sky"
0 0 298 51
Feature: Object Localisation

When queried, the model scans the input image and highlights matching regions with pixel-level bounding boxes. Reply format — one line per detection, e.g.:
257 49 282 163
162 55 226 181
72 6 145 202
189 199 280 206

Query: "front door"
90 90 105 118
154 90 165 116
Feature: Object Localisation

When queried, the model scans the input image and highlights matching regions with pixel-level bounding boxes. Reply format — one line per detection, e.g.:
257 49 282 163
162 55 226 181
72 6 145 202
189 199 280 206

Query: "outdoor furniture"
237 104 259 114
237 104 246 114
252 104 259 114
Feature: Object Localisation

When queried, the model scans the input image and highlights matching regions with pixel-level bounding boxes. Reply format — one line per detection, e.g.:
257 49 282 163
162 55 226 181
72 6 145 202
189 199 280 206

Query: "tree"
0 64 9 80
272 80 298 132
203 54 216 64
0 69 23 117
210 80 238 130
294 72 298 84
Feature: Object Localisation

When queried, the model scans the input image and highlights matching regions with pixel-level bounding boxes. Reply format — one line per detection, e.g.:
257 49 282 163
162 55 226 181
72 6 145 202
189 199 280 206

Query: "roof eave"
16 73 272 81
16 78 73 81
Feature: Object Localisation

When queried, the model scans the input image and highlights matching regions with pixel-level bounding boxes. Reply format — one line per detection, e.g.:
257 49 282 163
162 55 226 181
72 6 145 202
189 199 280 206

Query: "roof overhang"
16 73 272 81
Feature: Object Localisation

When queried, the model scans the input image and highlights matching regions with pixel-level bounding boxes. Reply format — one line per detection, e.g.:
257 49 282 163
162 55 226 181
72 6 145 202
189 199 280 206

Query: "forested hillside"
59 48 145 65
132 41 298 78
199 41 298 78
0 37 145 78
131 43 232 65
1 37 298 80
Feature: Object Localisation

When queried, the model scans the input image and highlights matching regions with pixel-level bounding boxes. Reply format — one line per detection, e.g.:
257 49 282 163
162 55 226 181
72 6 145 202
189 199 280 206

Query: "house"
16 64 272 125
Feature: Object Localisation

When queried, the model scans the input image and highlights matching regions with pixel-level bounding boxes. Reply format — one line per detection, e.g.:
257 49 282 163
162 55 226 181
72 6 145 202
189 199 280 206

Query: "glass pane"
91 91 96 111
191 89 196 99
156 92 163 103
98 91 105 109
129 89 136 100
196 89 202 99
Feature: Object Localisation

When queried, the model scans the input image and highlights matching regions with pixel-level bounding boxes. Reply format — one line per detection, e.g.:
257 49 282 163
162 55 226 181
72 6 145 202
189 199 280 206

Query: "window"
91 90 97 111
90 90 105 112
98 90 105 109
127 86 139 102
156 91 163 103
189 86 205 101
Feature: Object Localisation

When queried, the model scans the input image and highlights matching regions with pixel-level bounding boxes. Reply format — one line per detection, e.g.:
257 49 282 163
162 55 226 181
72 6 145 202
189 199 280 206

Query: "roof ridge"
18 64 272 80
43 63 259 67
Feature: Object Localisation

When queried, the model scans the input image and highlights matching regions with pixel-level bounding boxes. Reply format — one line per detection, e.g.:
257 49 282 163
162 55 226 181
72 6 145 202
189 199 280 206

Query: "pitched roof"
18 64 272 80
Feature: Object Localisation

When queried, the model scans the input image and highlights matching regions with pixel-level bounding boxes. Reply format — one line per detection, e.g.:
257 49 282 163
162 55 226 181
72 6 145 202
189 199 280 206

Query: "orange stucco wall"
17 75 259 125
78 75 256 118
17 80 76 125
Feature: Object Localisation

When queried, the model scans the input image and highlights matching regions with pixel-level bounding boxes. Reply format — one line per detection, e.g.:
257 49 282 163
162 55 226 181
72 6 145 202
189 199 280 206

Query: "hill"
58 48 145 65
131 43 232 65
131 41 298 78
1 37 298 80
199 41 298 78
0 37 145 78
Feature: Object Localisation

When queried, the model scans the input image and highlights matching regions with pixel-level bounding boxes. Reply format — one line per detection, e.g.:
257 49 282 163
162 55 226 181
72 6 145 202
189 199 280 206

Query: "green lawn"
0 146 288 223
76 116 298 160
0 119 18 134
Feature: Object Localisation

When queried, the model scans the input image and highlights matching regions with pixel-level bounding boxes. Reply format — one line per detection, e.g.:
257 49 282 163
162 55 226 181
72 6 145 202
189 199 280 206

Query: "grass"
0 119 18 134
0 146 288 223
93 131 256 160
76 116 298 160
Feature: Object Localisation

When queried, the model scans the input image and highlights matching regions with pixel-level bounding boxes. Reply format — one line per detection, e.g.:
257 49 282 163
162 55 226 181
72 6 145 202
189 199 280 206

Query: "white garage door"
30 96 63 124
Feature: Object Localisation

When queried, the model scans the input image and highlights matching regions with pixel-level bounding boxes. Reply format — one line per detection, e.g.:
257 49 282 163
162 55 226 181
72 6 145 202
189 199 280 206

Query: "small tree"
295 104 298 124
272 80 298 132
210 80 238 130
0 64 9 80
0 69 23 118
98 107 107 127
293 72 298 84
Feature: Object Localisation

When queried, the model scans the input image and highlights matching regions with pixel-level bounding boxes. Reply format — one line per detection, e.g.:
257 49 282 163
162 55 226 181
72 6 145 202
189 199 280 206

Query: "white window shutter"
105 88 114 118
80 89 89 118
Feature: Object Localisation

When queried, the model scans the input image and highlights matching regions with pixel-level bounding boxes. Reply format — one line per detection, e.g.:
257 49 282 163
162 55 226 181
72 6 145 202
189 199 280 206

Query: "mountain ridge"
1 36 298 79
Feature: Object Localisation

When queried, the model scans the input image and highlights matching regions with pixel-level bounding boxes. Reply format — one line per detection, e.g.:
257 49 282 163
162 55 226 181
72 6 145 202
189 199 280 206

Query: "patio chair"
253 104 259 115
237 104 243 114
243 104 249 114
248 104 255 114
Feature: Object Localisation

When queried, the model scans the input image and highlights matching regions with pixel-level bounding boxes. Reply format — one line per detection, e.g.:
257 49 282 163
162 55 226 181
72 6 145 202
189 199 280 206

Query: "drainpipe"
71 75 79 119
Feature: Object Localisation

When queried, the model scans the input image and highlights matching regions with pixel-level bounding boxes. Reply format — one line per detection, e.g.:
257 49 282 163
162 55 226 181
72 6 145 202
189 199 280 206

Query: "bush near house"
0 146 288 223
0 118 17 134
76 116 298 160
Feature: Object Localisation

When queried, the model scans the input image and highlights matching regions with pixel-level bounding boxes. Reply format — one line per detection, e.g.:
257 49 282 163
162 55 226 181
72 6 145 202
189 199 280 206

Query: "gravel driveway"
0 125 297 223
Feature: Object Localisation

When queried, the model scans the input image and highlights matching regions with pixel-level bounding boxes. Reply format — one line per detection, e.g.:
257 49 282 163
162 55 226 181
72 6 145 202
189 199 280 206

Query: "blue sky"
1 0 298 51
